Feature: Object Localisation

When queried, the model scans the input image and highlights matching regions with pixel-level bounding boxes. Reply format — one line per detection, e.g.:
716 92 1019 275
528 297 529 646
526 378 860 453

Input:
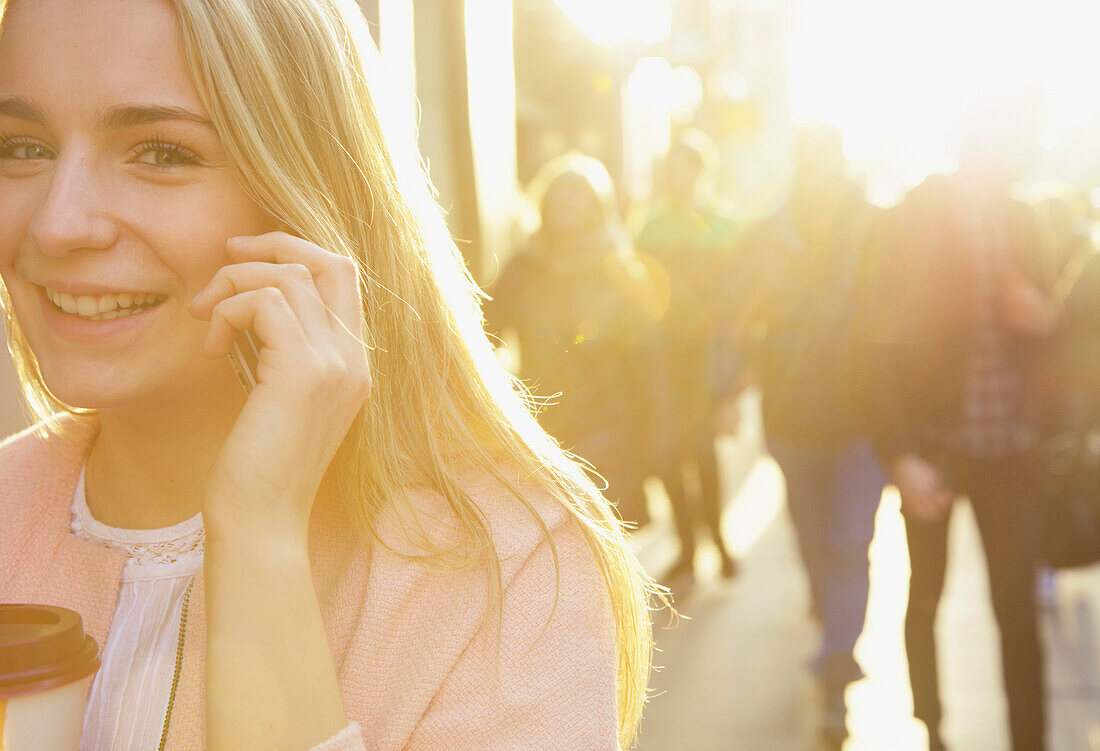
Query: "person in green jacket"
637 131 741 589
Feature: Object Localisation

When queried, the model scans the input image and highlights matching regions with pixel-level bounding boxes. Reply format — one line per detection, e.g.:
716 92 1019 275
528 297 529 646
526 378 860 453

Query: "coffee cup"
0 604 100 751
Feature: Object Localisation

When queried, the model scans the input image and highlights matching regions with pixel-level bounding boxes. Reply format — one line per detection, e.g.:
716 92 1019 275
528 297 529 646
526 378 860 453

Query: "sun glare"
791 0 1100 204
553 0 672 45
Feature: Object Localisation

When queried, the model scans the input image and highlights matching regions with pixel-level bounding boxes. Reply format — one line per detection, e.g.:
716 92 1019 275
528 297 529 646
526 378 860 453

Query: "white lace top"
70 463 204 751
68 463 365 751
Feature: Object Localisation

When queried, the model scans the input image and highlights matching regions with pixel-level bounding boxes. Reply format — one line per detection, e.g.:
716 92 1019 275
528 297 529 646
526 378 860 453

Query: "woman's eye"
134 143 200 168
0 141 55 161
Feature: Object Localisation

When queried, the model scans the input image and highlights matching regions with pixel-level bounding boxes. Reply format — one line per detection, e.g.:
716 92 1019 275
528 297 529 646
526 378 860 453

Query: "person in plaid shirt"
865 114 1059 751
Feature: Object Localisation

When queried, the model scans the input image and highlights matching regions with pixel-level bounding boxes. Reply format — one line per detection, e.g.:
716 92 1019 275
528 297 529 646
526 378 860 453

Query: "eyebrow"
97 103 215 130
0 96 46 123
0 96 214 130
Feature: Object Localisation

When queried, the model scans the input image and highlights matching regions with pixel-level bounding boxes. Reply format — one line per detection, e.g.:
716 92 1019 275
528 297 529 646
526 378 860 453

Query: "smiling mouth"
44 287 167 321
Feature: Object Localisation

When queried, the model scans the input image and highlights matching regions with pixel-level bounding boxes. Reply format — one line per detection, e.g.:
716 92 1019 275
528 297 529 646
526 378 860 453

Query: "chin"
42 377 160 413
38 360 200 413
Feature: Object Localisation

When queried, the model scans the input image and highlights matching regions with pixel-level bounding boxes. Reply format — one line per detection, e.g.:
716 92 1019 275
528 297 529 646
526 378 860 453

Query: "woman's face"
0 0 270 411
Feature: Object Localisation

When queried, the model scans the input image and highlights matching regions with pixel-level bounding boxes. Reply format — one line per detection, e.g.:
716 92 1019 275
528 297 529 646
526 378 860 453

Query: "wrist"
203 494 310 552
204 529 311 583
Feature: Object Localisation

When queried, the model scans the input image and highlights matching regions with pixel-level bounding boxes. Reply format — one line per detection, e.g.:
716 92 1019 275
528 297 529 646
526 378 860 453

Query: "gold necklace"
158 579 193 751
87 450 194 749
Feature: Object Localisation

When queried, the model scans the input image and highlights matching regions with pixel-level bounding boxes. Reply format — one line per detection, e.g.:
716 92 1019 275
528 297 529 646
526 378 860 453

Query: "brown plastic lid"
0 604 100 699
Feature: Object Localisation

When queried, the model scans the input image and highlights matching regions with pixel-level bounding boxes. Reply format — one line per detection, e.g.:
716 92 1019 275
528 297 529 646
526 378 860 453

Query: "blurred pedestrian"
1029 186 1097 431
737 124 886 747
637 130 741 589
1035 240 1100 573
1020 186 1100 607
866 105 1055 751
1030 182 1093 274
486 154 658 528
1065 250 1100 332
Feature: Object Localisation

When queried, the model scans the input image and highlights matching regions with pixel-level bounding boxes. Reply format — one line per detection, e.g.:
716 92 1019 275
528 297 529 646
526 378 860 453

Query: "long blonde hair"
0 0 658 745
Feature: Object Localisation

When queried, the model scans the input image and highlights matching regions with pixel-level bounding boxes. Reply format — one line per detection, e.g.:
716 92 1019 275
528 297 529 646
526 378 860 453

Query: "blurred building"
358 0 519 281
512 0 796 229
358 0 801 271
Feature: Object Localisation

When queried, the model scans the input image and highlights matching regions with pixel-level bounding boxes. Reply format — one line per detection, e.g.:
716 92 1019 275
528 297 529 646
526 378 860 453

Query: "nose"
27 150 118 257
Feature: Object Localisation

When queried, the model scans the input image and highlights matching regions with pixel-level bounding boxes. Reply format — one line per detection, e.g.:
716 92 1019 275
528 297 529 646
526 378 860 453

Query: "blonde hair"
0 0 658 745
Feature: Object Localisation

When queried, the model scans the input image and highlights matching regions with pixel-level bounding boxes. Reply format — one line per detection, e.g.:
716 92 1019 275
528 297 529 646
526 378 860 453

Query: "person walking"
637 131 741 589
737 125 886 747
867 111 1056 751
486 154 659 529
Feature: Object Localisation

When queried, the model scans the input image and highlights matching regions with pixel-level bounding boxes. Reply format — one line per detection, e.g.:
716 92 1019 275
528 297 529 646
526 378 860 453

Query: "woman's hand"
187 231 370 542
189 232 366 750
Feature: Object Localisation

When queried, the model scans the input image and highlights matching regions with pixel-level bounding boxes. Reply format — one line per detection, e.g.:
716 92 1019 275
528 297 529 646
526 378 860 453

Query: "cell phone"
226 329 260 394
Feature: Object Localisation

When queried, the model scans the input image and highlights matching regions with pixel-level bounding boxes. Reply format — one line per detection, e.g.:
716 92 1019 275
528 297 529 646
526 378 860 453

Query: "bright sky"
790 0 1100 202
552 0 671 44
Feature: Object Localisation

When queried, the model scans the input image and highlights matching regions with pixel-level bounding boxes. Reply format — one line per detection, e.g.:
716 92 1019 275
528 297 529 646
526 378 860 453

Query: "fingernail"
227 236 249 247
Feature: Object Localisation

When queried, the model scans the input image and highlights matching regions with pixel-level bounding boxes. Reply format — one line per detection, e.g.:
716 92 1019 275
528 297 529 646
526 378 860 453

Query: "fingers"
223 233 363 345
188 234 371 400
189 262 330 348
202 287 309 360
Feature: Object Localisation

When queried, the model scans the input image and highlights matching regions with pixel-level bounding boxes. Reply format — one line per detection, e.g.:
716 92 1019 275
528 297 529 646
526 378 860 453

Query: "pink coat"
0 414 619 750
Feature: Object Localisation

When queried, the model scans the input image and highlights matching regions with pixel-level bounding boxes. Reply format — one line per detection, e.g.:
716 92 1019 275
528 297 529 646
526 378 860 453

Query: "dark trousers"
654 338 726 559
903 454 1045 751
662 428 724 559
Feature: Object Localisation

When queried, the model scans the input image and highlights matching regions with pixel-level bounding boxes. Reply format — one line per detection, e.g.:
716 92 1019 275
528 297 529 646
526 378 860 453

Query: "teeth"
76 296 98 317
90 309 134 320
44 287 165 320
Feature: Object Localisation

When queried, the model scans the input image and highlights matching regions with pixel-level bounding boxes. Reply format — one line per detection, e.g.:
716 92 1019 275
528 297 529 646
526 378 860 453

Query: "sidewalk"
630 402 1100 751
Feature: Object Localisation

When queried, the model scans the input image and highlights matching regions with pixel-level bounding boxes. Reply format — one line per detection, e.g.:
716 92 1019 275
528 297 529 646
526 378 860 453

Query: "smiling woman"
0 1 656 750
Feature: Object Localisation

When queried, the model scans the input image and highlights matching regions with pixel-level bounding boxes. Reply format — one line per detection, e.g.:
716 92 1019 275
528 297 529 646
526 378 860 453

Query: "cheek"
0 188 41 330
121 181 270 296
146 218 229 298
0 183 39 267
